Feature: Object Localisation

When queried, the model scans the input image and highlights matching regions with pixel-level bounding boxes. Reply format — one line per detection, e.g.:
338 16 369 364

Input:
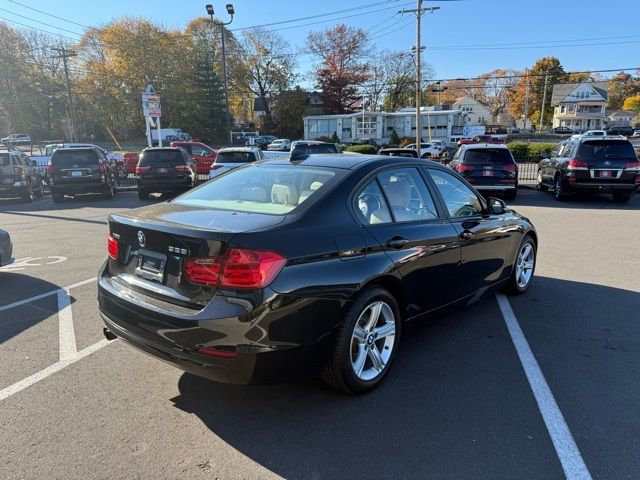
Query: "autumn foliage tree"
307 24 371 114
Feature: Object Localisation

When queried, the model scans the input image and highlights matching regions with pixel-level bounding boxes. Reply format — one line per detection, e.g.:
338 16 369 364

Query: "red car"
123 152 140 174
170 141 218 174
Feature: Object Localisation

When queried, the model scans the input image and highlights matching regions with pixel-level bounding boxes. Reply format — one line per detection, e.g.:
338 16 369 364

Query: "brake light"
136 166 150 174
107 234 118 260
567 159 588 170
503 163 517 172
624 161 639 171
454 164 473 172
184 248 286 289
46 162 53 176
175 165 190 172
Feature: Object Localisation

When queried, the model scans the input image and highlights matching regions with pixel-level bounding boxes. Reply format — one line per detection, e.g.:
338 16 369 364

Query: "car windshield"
293 144 339 154
174 164 343 215
0 153 10 166
139 150 184 166
52 150 98 167
217 152 256 163
464 148 514 164
578 141 636 159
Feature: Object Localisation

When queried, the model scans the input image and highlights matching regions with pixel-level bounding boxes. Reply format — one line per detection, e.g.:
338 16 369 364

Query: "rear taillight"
624 161 639 171
13 166 24 175
107 234 118 260
503 163 517 172
46 162 53 176
567 159 588 170
454 164 473 173
184 248 286 289
175 165 190 172
136 166 150 174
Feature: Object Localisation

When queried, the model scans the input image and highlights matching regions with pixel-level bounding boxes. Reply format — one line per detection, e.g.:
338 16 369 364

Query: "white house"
551 82 608 132
303 107 469 144
452 96 493 125
605 109 637 128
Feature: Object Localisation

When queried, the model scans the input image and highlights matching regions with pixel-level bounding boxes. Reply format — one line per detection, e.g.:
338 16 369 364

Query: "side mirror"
487 197 507 214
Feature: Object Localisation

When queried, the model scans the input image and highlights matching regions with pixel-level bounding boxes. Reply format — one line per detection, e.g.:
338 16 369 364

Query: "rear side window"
217 152 256 163
0 153 10 166
52 150 99 168
355 180 392 224
463 148 514 164
577 141 636 160
139 150 185 166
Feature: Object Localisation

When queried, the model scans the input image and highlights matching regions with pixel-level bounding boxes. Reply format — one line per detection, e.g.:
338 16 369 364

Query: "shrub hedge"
506 142 556 161
344 144 378 154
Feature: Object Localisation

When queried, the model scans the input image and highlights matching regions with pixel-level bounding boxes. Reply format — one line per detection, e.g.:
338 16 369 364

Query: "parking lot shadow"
0 191 143 213
170 295 566 480
510 188 640 210
0 272 75 344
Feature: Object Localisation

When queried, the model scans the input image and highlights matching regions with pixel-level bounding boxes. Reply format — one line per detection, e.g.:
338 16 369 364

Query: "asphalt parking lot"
1 189 639 480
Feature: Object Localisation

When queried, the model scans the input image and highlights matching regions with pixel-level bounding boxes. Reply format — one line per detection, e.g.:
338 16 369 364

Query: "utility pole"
523 69 530 132
400 1 439 149
539 73 549 132
51 47 78 142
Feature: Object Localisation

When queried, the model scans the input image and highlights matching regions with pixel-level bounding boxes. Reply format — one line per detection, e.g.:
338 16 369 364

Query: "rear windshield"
52 150 98 168
463 148 514 164
294 144 339 154
139 150 185 166
174 164 343 215
578 140 636 159
217 152 256 163
0 153 10 166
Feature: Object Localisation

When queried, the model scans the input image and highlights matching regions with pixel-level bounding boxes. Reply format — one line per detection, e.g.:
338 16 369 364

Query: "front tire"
103 185 115 200
322 287 401 394
23 181 34 202
504 235 536 295
51 192 64 203
554 175 569 201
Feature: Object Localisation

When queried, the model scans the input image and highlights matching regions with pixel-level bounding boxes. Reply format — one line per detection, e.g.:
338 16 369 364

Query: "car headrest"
271 183 299 205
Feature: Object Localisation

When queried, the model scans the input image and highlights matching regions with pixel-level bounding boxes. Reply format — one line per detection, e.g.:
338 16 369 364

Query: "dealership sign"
141 85 161 118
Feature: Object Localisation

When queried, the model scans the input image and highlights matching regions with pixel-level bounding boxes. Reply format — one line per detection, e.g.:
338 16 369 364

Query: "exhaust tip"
103 327 117 341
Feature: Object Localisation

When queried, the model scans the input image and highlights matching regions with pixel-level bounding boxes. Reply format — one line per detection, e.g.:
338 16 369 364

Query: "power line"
0 6 84 36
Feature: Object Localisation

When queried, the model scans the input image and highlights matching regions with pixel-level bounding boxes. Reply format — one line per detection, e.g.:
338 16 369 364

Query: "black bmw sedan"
99 154 537 394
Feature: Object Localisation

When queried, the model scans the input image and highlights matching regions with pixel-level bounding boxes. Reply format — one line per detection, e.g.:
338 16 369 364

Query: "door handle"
459 230 473 240
386 236 410 249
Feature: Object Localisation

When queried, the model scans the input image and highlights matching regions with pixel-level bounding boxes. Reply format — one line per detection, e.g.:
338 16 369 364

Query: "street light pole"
206 4 234 146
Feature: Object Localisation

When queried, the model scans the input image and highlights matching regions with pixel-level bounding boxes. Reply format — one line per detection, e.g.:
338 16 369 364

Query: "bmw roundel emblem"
137 230 146 247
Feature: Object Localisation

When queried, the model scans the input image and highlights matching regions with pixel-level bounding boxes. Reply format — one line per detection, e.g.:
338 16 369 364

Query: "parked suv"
1 133 31 145
448 144 518 200
209 147 264 179
0 150 44 202
537 136 639 202
136 147 197 200
170 141 218 174
48 147 117 202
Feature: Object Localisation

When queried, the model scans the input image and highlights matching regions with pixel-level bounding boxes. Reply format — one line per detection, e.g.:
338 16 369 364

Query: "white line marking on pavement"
57 289 77 361
0 277 94 313
496 293 592 480
0 339 112 402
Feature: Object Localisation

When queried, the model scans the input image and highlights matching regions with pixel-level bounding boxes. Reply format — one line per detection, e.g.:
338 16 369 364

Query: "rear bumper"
97 272 334 385
137 178 193 192
568 181 637 191
51 183 109 194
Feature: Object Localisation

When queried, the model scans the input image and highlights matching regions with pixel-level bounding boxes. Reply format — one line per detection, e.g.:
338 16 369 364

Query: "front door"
356 166 462 317
425 168 513 296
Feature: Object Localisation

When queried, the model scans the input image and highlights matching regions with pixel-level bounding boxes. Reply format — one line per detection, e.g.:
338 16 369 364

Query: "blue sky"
3 0 640 83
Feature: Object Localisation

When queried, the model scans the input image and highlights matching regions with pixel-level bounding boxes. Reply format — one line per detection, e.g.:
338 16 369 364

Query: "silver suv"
0 150 44 202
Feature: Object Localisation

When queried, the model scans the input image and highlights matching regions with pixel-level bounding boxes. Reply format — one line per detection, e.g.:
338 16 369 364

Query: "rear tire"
536 170 548 192
103 185 115 200
504 189 517 201
321 287 401 394
553 175 569 201
51 192 64 203
504 235 536 295
137 188 147 200
23 181 34 202
612 192 631 203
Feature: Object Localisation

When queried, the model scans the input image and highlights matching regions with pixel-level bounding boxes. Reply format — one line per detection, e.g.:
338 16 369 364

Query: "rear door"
425 168 512 294
356 166 462 315
459 147 517 187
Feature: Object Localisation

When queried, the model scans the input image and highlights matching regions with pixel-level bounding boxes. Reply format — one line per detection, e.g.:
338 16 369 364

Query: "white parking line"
0 277 94 313
496 293 592 480
57 289 77 361
0 339 112 402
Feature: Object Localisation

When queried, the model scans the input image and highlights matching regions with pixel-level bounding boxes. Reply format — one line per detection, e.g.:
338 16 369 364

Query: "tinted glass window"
379 151 417 158
139 150 185 166
355 179 392 225
463 148 514 164
217 152 256 163
293 144 339 154
378 168 438 222
175 165 341 215
428 169 483 217
52 150 99 168
0 153 10 166
578 140 636 159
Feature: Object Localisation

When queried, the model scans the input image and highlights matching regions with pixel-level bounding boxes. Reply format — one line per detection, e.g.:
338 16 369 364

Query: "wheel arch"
359 274 408 321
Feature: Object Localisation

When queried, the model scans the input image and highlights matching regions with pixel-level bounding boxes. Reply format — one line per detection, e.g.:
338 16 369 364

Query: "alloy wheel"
350 301 396 381
514 242 535 289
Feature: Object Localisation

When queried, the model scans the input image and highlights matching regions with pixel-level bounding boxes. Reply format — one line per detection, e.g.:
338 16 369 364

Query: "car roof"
259 153 445 170
458 143 510 150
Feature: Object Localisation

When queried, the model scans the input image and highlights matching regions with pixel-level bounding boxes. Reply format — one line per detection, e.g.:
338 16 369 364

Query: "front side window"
427 169 483 218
